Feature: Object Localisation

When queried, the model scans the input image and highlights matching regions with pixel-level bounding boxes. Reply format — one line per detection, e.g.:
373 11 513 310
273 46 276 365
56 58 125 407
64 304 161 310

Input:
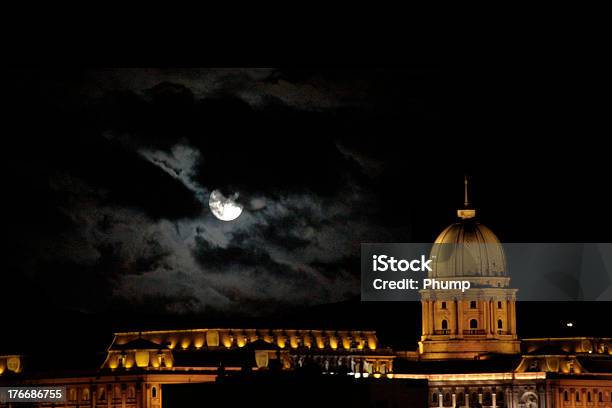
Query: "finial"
457 175 476 219
464 175 469 207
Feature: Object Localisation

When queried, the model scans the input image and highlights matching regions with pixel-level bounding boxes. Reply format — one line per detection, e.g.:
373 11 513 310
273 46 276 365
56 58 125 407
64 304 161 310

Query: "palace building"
2 180 611 408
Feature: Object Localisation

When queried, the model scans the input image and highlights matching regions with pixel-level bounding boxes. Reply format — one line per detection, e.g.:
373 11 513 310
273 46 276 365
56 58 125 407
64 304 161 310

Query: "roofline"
113 328 379 336
523 337 612 341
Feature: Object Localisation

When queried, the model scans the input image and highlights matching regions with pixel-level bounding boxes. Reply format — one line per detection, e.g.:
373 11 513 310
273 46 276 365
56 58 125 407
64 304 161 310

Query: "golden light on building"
221 333 233 348
316 335 325 349
135 351 150 368
124 355 134 369
180 338 191 350
254 351 269 369
329 335 338 350
303 333 312 348
367 336 377 351
342 336 351 350
194 336 205 349
206 330 219 347
237 335 247 348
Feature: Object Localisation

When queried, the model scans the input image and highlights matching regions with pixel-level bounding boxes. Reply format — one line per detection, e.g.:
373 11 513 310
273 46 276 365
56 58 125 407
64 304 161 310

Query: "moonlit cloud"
139 144 207 203
5 68 399 316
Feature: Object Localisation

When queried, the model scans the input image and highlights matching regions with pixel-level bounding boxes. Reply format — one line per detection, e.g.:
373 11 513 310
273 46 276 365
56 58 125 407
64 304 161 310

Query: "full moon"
209 190 243 221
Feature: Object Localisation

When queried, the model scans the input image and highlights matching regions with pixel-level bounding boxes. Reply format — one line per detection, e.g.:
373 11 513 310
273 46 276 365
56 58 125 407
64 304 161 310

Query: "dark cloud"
7 66 609 318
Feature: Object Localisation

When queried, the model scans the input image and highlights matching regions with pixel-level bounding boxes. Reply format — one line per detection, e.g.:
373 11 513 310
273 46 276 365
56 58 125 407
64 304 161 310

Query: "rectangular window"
441 301 446 309
498 301 502 309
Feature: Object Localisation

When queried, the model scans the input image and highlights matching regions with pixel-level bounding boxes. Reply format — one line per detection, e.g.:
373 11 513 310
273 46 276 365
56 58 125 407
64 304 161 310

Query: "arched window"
598 392 603 402
498 319 503 329
457 393 464 405
152 387 157 399
470 301 477 309
576 391 580 402
82 388 90 401
444 393 451 405
432 393 438 403
588 392 591 402
470 319 478 329
564 390 568 401
441 319 448 330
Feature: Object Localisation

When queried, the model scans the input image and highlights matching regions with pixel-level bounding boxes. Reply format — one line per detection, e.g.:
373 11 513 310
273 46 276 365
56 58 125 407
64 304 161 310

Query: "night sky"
4 67 611 320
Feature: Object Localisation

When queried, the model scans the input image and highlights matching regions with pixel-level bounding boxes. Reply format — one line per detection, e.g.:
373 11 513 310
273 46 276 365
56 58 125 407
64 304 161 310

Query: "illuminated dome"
429 177 507 279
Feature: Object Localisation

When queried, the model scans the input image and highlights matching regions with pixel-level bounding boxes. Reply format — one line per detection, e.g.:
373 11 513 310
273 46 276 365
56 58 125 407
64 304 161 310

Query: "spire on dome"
457 175 476 219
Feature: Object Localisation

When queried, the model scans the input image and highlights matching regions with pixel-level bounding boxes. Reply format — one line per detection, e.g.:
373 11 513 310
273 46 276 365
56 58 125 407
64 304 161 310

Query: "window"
498 319 503 329
82 388 90 401
598 392 602 402
457 393 464 404
587 392 591 402
564 390 568 401
470 319 478 329
498 301 502 309
441 319 448 330
152 387 157 399
432 393 438 403
576 391 580 402
441 301 446 309
470 301 477 309
98 387 106 401
484 392 492 405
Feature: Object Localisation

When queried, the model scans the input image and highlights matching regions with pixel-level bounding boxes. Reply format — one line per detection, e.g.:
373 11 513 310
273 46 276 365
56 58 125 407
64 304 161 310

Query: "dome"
430 218 507 278
429 177 506 279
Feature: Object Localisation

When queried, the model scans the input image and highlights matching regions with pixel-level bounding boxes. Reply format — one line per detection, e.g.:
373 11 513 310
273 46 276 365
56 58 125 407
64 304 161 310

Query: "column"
507 300 513 335
428 300 434 336
457 301 464 338
510 301 516 335
492 392 497 408
450 300 457 336
538 388 546 408
422 300 428 336
439 392 443 408
452 393 457 408
483 300 490 336
505 387 512 408
490 300 495 334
